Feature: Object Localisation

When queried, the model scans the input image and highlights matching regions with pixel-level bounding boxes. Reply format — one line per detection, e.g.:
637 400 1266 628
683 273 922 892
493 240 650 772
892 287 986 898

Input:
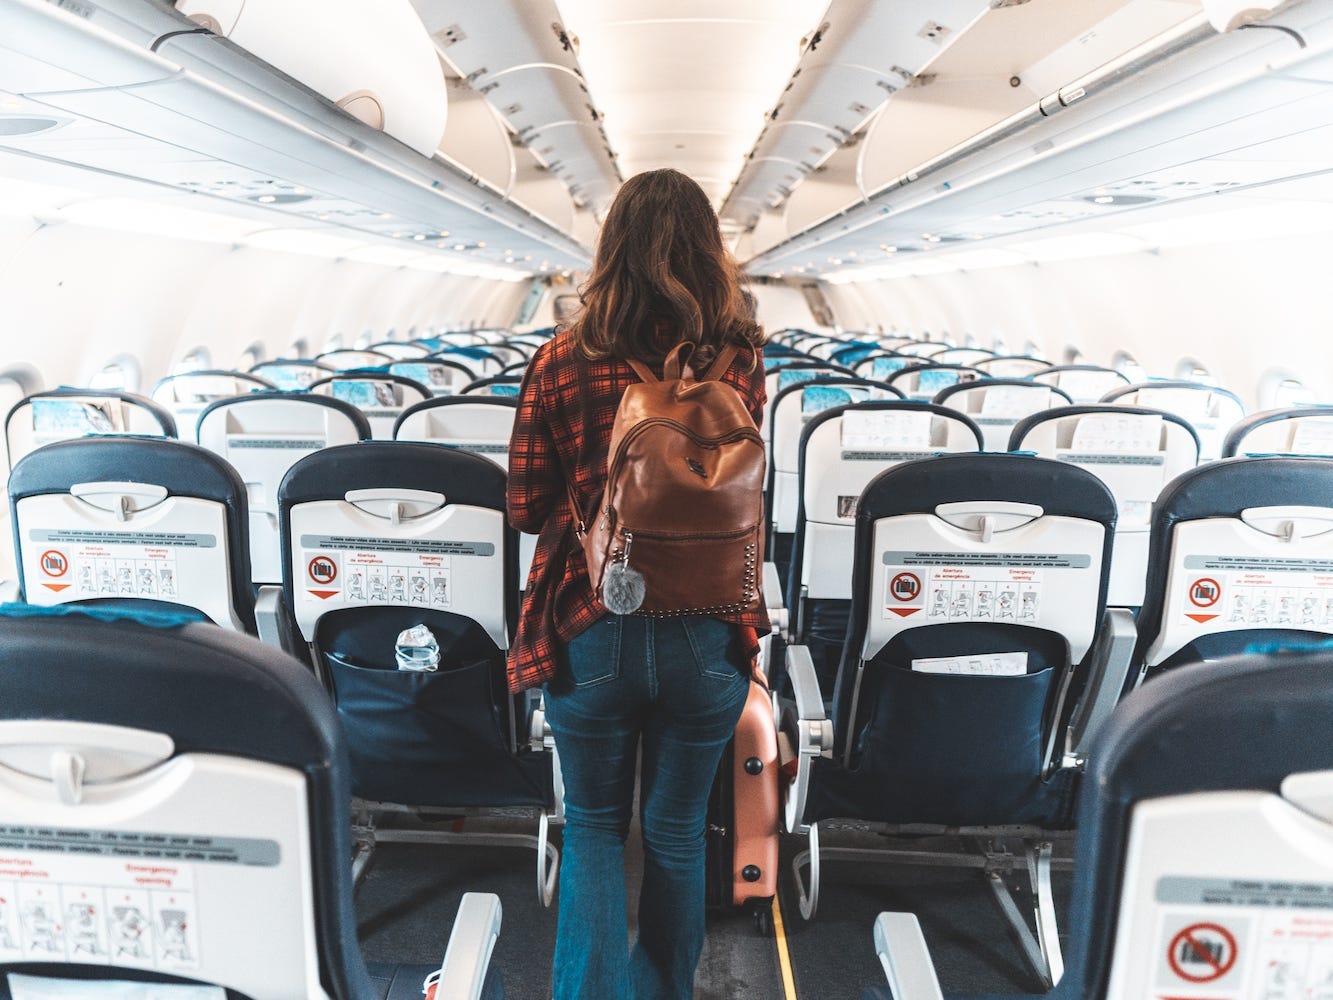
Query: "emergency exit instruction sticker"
1178 555 1333 629
1152 877 1333 998
297 535 495 606
0 851 200 972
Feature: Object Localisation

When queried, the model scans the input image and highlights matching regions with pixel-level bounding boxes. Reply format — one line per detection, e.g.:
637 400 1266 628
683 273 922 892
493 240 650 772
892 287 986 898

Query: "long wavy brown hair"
569 169 764 370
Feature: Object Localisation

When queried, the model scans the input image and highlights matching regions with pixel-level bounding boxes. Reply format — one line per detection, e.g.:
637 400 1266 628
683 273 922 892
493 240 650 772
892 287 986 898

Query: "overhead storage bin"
176 0 448 156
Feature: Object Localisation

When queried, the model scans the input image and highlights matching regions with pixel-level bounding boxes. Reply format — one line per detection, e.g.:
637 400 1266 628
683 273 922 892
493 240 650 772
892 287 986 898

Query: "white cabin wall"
749 283 821 335
822 230 1333 408
0 222 526 390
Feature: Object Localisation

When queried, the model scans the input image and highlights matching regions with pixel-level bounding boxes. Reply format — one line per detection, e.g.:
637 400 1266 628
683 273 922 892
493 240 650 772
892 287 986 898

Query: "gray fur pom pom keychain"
602 531 645 614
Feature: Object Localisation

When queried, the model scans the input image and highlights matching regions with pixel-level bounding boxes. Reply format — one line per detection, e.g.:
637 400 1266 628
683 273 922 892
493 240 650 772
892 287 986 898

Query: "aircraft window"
1063 345 1084 365
173 347 211 375
1259 368 1321 408
1024 338 1044 359
87 355 141 393
353 332 371 350
238 341 265 370
1113 350 1146 383
289 337 310 359
0 369 37 475
324 333 344 352
992 336 1009 354
964 334 980 348
1174 356 1217 386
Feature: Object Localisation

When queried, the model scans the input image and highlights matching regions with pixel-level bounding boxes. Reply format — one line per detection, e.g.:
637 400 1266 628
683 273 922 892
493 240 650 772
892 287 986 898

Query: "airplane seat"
315 349 394 372
766 377 903 605
393 396 519 469
6 436 254 632
368 340 432 360
308 372 432 441
828 342 883 367
782 453 1117 985
195 393 371 585
248 358 334 391
761 362 856 447
0 604 503 1000
4 389 176 471
482 344 529 370
1133 456 1333 689
1010 405 1200 608
387 359 477 396
868 647 1333 1000
150 370 277 441
972 355 1050 379
1101 380 1245 463
885 363 984 401
393 397 533 586
1221 405 1333 457
933 378 1073 451
1031 364 1131 405
761 345 812 369
781 401 983 698
460 376 522 398
792 335 836 357
277 442 559 903
930 347 994 367
852 353 912 383
431 347 504 378
496 341 535 361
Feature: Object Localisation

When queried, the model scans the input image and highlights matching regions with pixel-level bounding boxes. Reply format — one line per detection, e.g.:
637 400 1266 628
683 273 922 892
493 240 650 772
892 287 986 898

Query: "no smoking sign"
1167 922 1237 983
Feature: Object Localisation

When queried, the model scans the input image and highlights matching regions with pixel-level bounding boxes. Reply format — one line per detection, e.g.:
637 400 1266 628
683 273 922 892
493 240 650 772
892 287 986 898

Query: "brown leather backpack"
568 342 766 616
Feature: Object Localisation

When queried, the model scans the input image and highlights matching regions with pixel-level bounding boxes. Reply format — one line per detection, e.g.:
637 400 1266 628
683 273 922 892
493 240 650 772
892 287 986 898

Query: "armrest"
432 892 503 1000
0 580 19 604
254 585 291 653
786 644 827 729
1068 607 1138 758
874 913 945 1000
781 644 833 833
529 692 553 752
764 561 789 635
764 562 785 609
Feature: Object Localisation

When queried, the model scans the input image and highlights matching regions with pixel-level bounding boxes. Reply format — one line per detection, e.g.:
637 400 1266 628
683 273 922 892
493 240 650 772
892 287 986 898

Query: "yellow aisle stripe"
772 895 799 1000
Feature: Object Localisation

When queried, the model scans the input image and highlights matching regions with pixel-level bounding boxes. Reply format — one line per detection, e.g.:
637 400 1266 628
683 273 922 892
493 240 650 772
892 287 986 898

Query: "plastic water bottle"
395 624 440 672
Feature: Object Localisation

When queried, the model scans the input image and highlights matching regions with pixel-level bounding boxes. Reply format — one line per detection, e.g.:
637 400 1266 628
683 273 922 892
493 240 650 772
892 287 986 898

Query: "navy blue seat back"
0 609 372 998
1135 456 1333 682
812 453 1116 828
278 442 550 810
1058 650 1333 1000
8 437 254 632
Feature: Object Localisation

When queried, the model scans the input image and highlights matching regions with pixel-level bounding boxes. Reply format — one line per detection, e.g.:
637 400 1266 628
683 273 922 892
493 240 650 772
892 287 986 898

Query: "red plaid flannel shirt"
506 330 769 692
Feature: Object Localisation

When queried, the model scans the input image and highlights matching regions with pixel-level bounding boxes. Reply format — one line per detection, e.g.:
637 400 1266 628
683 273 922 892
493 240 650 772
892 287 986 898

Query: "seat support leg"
351 804 377 887
1027 840 1064 985
980 838 1055 989
536 810 560 908
791 822 821 920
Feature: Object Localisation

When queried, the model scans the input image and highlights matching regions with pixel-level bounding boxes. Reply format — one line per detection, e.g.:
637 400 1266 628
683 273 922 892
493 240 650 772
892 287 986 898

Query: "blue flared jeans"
544 613 750 1000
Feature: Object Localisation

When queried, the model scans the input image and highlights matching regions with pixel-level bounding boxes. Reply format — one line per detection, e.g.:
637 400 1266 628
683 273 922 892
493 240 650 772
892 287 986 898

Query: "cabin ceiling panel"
554 0 828 208
721 0 994 230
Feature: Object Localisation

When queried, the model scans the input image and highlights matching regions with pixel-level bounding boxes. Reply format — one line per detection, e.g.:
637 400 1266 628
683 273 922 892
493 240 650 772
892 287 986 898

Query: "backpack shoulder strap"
626 358 657 383
700 344 739 382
